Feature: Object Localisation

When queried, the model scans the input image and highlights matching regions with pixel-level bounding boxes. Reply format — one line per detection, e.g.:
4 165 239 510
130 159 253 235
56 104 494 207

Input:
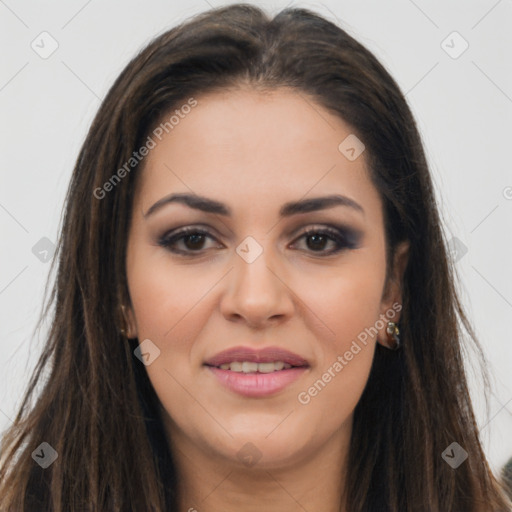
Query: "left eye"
158 226 356 256
291 228 351 253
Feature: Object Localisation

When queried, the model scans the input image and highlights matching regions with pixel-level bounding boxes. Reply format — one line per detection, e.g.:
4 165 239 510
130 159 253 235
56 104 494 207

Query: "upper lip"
204 346 309 367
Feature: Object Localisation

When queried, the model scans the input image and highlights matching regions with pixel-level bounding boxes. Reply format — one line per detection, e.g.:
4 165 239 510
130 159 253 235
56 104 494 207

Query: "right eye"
158 227 223 255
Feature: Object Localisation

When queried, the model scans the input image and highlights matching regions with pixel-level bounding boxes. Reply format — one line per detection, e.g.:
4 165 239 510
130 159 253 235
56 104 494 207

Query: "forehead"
134 87 381 221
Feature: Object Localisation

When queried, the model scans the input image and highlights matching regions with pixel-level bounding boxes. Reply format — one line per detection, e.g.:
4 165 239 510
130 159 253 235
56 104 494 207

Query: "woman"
0 3 510 511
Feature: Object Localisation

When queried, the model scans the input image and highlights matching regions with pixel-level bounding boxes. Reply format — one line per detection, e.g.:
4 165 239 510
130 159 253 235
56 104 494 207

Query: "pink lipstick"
204 346 309 398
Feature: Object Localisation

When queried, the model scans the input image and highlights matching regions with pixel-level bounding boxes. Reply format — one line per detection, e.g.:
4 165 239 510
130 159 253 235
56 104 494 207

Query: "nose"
219 242 295 329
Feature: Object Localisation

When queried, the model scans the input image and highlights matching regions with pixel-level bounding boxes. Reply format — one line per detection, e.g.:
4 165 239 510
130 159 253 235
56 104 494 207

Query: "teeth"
218 361 293 373
258 362 281 373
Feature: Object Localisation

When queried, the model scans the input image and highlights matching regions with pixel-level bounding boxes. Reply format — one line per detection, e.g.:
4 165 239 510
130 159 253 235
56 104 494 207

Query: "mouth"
205 360 307 373
203 345 309 368
203 346 310 397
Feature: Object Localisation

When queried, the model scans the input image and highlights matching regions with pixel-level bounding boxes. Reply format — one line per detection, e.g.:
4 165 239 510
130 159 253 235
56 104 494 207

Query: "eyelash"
157 225 359 257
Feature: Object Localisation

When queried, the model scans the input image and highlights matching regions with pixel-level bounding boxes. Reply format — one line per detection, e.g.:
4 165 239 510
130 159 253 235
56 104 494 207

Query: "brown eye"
158 228 220 254
182 233 207 250
304 233 331 251
291 226 360 255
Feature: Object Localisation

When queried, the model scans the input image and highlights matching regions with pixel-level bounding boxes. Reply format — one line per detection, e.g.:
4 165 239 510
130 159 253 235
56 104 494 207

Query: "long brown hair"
1 4 510 511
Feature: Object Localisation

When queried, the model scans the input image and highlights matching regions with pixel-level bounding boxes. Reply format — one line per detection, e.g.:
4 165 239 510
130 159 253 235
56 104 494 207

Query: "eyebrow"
143 192 364 218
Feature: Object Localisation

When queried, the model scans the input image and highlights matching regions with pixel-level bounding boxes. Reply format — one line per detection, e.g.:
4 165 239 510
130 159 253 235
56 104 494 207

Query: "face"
124 87 408 470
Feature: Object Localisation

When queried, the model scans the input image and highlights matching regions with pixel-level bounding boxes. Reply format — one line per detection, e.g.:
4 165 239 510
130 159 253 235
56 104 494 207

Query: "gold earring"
386 321 400 350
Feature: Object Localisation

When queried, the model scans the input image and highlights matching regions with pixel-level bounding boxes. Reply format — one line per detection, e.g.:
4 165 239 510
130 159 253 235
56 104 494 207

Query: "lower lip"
206 366 308 397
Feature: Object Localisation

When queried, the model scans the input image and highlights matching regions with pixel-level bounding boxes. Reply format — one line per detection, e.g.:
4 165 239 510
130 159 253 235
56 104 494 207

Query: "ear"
377 240 410 349
121 303 138 339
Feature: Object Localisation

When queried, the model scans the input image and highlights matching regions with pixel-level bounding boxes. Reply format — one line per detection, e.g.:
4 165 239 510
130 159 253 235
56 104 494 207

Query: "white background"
1 0 511 474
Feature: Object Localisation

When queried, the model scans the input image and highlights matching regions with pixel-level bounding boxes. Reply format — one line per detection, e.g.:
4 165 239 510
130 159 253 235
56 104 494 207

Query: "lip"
206 366 309 398
203 345 309 367
203 345 310 398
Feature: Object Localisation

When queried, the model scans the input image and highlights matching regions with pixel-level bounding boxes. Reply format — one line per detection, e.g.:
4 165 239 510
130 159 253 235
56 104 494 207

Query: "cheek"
126 238 217 341
289 251 385 425
126 245 224 391
293 264 383 414
294 254 386 352
126 255 216 427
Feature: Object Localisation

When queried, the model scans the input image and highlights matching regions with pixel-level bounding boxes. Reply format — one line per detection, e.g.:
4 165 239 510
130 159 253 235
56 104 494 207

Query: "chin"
206 422 319 470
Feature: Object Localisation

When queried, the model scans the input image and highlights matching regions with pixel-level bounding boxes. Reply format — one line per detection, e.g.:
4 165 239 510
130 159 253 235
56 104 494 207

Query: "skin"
124 87 409 512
